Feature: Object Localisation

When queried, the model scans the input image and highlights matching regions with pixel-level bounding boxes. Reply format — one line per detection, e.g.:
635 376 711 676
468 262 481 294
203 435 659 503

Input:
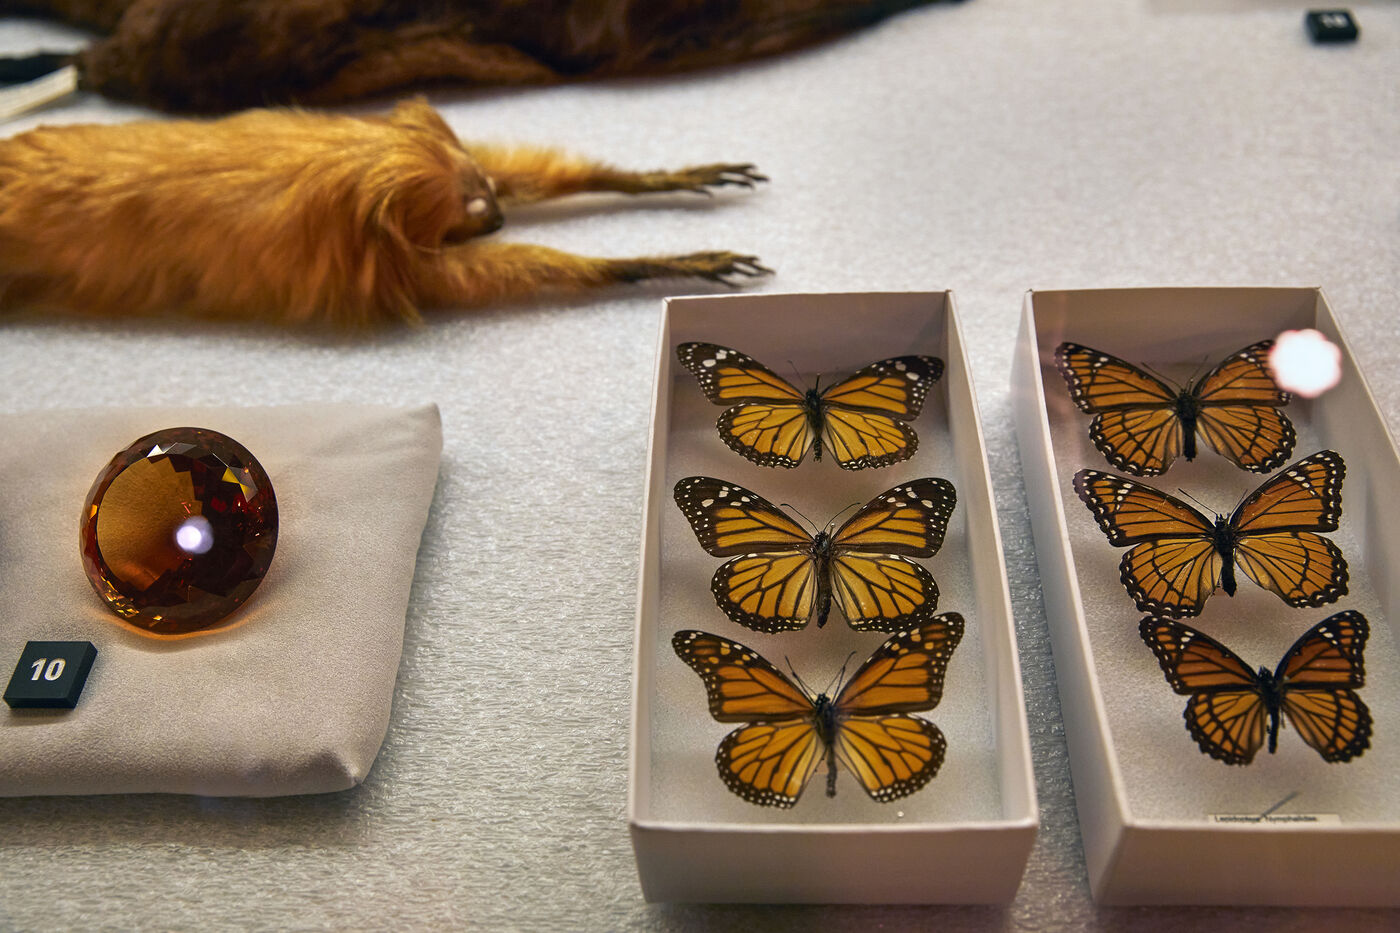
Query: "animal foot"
614 252 772 286
633 163 768 195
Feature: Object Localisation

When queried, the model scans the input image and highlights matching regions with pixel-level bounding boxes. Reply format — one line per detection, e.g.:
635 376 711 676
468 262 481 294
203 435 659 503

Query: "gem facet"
79 427 278 636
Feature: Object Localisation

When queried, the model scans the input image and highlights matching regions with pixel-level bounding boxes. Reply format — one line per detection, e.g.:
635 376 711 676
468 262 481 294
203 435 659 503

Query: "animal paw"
633 163 768 195
614 252 772 285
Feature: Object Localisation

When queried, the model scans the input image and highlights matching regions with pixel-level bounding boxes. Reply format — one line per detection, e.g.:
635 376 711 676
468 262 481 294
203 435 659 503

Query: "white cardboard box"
1012 286 1400 906
628 292 1037 903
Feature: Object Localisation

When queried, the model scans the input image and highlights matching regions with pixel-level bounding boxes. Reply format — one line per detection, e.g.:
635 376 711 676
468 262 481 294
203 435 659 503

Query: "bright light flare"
175 515 214 554
1269 329 1342 398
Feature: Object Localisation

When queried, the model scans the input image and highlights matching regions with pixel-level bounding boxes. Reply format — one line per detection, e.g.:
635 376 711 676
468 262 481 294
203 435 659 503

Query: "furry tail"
5 0 959 112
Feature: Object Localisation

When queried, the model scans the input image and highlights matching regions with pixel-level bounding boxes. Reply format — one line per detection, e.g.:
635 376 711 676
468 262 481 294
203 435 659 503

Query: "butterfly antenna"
780 502 820 534
785 658 816 699
786 360 813 393
1142 361 1185 391
824 501 862 534
1177 488 1219 516
824 652 859 698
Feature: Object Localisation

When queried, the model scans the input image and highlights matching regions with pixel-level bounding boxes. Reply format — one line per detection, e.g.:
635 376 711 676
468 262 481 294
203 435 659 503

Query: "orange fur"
0 99 767 327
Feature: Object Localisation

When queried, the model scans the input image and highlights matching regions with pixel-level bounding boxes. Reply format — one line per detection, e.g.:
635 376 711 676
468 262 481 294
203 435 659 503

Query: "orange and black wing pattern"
1140 617 1270 764
1074 469 1220 617
672 630 821 807
1192 341 1296 473
1055 341 1294 475
827 478 956 632
674 476 954 633
676 343 942 470
677 343 813 468
1139 613 1370 764
1057 342 1182 476
817 355 943 470
673 476 817 633
673 615 964 806
1274 610 1371 763
1229 450 1348 609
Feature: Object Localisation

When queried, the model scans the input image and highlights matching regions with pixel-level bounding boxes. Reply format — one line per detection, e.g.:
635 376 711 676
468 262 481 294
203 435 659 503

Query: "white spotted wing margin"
672 614 964 807
675 342 943 470
1138 612 1371 765
672 476 956 633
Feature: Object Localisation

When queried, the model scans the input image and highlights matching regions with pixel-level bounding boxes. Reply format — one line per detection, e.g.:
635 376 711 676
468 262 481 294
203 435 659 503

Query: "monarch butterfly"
1074 450 1348 617
676 342 943 470
1139 613 1371 765
672 614 964 806
674 475 955 633
1055 340 1295 476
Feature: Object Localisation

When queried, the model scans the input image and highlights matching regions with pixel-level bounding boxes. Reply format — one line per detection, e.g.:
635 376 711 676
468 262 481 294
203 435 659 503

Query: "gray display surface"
1 1 1397 928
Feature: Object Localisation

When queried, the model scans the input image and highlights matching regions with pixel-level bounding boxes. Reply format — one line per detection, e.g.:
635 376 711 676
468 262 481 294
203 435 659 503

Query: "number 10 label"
4 641 98 709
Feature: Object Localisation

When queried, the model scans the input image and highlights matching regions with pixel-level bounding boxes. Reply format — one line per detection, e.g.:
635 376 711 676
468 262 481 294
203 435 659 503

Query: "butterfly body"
1140 613 1371 764
1251 666 1287 754
677 343 943 470
673 615 964 806
1075 450 1348 617
1056 341 1295 476
1208 515 1239 596
674 476 955 633
1172 390 1203 461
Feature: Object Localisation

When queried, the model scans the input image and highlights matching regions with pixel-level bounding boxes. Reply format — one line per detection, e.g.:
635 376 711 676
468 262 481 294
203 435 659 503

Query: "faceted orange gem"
79 427 278 637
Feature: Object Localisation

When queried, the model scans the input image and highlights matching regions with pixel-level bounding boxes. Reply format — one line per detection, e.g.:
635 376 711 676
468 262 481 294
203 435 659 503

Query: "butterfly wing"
826 478 956 631
1276 611 1371 763
1191 340 1296 474
827 614 964 801
673 476 811 557
677 342 806 406
1139 618 1269 764
1074 470 1220 616
672 630 822 808
820 355 943 418
673 477 818 632
715 721 825 808
836 613 966 715
1055 342 1182 476
676 342 814 468
717 404 814 469
710 552 819 633
817 355 943 471
672 630 814 722
833 715 947 803
1231 451 1348 608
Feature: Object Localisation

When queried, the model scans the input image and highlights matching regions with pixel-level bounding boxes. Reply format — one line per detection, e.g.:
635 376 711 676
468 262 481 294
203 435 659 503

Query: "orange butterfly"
1074 450 1348 617
1140 613 1371 765
672 614 964 807
1056 340 1295 476
677 342 943 470
674 475 955 633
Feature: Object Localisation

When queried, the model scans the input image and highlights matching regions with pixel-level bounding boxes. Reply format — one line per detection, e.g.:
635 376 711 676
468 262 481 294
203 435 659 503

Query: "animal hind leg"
413 242 769 310
465 144 766 205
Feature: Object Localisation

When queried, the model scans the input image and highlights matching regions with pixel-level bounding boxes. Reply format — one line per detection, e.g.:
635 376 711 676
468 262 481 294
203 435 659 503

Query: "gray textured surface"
1 1 1398 929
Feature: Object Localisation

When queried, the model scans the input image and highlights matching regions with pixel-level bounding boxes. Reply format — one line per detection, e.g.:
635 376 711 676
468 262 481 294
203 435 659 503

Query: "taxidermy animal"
0 98 770 326
0 0 958 113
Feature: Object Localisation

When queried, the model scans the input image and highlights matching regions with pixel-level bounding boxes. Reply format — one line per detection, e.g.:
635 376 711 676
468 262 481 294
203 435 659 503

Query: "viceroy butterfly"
1140 612 1371 765
1055 340 1295 476
677 342 943 470
1074 450 1348 617
673 614 964 806
674 475 955 633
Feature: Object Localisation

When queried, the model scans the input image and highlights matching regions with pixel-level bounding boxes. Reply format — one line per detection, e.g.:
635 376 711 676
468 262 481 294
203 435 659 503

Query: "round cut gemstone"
79 427 278 636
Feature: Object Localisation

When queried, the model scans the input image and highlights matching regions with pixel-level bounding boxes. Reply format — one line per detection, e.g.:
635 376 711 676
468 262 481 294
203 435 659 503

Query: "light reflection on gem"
175 515 214 554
